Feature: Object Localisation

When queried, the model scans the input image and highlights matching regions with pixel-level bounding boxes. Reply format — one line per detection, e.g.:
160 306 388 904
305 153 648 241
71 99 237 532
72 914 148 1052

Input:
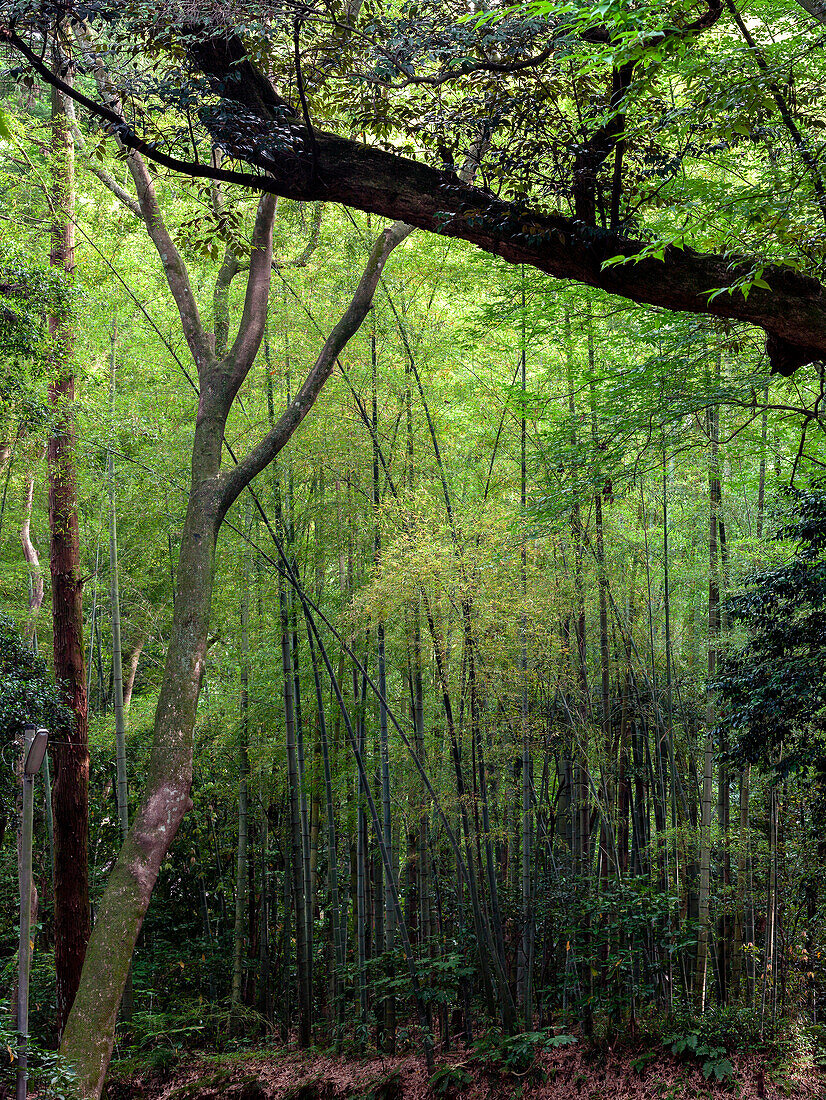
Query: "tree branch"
213 245 242 359
7 23 826 373
218 220 412 515
69 120 142 218
223 191 277 393
68 25 214 371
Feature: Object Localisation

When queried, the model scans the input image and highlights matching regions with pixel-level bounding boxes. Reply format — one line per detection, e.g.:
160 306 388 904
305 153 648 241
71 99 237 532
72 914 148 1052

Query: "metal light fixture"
23 728 48 777
17 724 48 1100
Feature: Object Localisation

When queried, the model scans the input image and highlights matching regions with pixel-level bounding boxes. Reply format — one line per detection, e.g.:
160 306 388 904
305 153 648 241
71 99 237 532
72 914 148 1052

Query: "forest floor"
102 1041 824 1100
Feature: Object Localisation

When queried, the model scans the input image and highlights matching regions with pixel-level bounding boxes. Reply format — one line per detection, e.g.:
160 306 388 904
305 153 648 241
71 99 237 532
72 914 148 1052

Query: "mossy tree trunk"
57 130 409 1089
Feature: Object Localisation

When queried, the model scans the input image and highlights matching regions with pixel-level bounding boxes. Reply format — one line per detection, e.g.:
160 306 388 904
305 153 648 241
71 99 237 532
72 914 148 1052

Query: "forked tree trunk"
60 188 407 1097
55 35 444 1080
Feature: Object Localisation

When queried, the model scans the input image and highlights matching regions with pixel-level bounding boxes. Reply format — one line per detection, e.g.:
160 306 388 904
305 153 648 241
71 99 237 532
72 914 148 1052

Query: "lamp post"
17 724 48 1100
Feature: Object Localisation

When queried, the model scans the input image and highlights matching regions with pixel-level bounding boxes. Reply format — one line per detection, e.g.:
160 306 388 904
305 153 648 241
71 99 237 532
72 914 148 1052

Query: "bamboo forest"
1 1 825 1098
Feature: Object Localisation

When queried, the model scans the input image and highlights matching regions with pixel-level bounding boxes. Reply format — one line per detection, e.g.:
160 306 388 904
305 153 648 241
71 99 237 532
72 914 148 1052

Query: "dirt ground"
102 1043 824 1100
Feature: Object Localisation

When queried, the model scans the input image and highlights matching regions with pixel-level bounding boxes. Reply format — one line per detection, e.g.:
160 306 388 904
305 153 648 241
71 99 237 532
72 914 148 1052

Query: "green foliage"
428 1062 473 1098
0 943 58 1043
716 481 826 816
0 1003 78 1098
363 947 476 1008
0 613 69 740
119 999 269 1060
665 1029 734 1084
0 250 75 363
630 1049 658 1074
0 614 70 811
793 1022 826 1069
470 1029 576 1077
689 1005 763 1050
664 1007 762 1085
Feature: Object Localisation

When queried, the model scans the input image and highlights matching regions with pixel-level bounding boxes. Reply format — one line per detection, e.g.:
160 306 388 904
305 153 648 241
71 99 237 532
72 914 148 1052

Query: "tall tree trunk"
732 764 750 999
696 391 721 1009
280 354 314 976
717 513 731 1003
258 785 272 1021
373 327 396 1049
588 327 611 891
47 60 91 1037
355 651 369 1034
108 317 129 847
518 274 533 1025
276 473 312 1048
107 315 133 1020
307 621 344 1044
413 612 429 957
662 437 679 1009
231 531 251 1029
59 406 224 1092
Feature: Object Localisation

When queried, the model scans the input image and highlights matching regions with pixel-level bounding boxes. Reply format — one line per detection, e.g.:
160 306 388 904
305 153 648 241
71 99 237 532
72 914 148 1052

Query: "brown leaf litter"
101 1042 824 1100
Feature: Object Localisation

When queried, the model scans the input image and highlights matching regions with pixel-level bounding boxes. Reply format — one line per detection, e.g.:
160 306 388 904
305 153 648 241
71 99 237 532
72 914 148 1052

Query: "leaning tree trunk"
60 424 225 1091
47 65 91 1037
54 60 438 1085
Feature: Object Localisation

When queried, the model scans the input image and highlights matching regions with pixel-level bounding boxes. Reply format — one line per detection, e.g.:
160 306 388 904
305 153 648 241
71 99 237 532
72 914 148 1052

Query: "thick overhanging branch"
5 24 825 374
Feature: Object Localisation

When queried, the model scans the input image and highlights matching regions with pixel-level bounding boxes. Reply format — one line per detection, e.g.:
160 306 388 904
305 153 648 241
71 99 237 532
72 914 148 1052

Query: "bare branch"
281 201 324 268
218 219 412 514
70 121 142 218
70 24 214 370
224 191 277 392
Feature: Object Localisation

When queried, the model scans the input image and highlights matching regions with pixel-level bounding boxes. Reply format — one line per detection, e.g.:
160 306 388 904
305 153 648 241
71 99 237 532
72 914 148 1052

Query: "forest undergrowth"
101 1029 824 1100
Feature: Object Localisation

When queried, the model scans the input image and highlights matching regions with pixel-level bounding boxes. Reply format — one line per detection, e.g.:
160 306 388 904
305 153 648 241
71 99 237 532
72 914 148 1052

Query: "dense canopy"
0 3 825 1100
5 0 826 368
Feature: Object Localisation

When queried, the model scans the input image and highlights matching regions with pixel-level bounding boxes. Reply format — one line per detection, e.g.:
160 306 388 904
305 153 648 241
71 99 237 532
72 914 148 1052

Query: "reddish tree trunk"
47 72 90 1035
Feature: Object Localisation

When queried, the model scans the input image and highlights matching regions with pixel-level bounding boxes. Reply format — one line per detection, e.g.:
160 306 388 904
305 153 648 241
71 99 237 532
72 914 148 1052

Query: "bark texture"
47 71 91 1036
